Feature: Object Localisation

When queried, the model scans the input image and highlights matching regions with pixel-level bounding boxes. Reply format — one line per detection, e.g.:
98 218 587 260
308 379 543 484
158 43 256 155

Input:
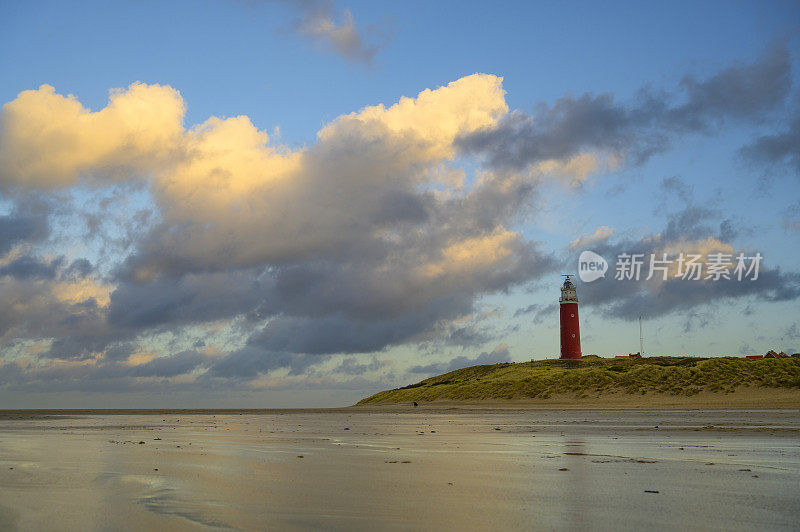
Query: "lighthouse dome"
560 276 578 303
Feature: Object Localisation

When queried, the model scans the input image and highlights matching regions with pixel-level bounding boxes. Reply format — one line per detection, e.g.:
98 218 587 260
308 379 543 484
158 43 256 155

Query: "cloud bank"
0 46 798 395
458 46 792 170
0 74 564 391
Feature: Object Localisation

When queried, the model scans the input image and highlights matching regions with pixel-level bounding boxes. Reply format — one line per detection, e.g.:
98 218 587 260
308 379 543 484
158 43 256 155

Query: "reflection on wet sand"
560 440 588 531
1 409 798 530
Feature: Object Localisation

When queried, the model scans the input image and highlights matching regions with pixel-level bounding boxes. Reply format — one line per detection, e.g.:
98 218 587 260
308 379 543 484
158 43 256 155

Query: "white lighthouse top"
560 275 578 303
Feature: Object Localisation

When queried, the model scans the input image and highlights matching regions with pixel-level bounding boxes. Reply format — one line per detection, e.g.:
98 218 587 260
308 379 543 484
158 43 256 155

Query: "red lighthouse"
559 275 582 359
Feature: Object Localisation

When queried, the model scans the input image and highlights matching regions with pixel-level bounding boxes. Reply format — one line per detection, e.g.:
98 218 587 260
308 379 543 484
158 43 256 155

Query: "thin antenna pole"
639 316 644 356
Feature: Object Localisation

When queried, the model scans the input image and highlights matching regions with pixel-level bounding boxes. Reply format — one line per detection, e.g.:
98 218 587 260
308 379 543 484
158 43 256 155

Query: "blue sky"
0 0 798 407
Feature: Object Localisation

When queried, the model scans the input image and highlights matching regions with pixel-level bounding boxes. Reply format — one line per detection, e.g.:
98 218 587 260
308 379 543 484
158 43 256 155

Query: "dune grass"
357 356 800 404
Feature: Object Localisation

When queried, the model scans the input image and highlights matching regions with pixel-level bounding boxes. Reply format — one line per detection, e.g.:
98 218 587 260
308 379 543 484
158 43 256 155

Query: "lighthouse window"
572 334 575 338
571 313 574 317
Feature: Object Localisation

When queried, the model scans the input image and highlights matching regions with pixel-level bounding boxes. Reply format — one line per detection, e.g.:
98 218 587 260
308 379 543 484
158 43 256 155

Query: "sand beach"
1 408 798 530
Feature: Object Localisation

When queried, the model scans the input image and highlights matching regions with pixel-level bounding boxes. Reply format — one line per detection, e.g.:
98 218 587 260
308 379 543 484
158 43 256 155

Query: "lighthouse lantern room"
559 275 582 359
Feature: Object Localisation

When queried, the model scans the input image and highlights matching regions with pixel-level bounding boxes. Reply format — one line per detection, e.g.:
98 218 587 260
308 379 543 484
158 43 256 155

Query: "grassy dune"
357 356 800 404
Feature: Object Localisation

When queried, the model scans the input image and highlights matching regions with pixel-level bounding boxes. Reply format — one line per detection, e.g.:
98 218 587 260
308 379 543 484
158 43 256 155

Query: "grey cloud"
0 256 59 280
44 326 124 360
740 113 800 173
108 270 268 328
588 269 800 322
208 346 326 378
0 361 23 385
0 254 91 285
670 46 791 126
335 356 383 375
133 351 210 377
103 229 554 374
737 342 752 354
681 309 712 334
576 201 800 321
458 46 792 169
0 202 49 254
445 324 493 349
0 275 112 354
660 203 722 241
0 351 213 392
103 200 556 371
248 294 472 355
374 190 430 225
514 302 557 324
780 201 800 233
103 342 139 361
242 238 551 357
270 0 390 66
62 258 94 279
514 304 541 318
250 315 414 355
445 344 511 371
458 95 645 170
409 344 511 375
200 270 521 378
660 176 693 204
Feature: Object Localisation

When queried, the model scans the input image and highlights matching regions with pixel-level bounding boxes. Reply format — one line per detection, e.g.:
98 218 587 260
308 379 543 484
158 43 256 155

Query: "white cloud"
570 226 614 249
0 83 184 190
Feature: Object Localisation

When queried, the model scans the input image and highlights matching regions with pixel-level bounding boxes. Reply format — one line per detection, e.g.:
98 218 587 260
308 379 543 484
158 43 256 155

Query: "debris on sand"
644 490 659 494
559 468 569 471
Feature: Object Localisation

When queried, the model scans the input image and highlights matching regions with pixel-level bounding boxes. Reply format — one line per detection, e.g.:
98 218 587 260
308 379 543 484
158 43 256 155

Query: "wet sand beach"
1 408 798 531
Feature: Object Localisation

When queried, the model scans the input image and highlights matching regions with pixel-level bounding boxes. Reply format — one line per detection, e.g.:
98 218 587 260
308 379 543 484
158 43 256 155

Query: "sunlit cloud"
0 45 798 394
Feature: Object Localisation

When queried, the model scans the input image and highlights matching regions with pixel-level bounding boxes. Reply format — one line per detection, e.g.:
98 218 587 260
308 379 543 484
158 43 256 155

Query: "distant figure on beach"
413 402 419 407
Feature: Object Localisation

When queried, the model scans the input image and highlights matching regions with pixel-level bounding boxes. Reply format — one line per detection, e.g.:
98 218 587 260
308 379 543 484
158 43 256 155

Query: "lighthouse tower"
559 275 582 359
